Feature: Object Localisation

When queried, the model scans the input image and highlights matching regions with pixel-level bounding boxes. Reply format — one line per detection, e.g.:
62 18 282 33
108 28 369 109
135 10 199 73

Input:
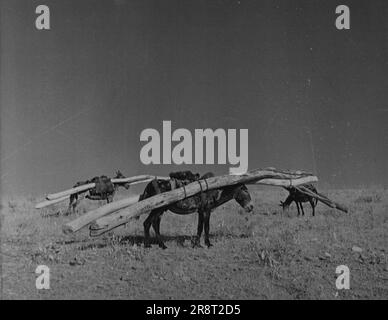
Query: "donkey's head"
279 196 293 210
233 184 253 213
115 170 130 189
114 170 125 178
279 200 287 210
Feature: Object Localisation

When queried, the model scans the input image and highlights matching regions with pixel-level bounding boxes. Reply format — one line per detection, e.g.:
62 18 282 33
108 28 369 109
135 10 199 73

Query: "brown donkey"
139 172 253 249
67 170 130 214
280 184 318 216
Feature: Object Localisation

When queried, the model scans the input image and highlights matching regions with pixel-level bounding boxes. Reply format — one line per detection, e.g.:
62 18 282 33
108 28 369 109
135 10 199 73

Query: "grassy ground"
1 188 387 299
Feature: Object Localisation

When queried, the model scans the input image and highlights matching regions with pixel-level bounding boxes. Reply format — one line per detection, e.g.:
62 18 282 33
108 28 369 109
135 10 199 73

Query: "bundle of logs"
33 168 349 239
35 168 348 239
35 174 168 209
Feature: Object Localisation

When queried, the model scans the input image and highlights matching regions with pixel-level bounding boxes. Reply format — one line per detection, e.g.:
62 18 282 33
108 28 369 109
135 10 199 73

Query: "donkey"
280 184 318 216
66 170 130 214
139 172 253 249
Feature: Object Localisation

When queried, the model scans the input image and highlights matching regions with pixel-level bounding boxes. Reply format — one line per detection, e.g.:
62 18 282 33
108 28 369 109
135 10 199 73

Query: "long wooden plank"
38 180 152 210
62 195 140 234
248 176 318 187
296 186 348 213
35 195 70 209
111 176 169 184
47 175 167 201
46 183 96 200
86 168 317 235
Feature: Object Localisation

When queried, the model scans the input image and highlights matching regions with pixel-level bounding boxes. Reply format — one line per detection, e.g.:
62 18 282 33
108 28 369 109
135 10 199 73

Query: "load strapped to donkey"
43 168 348 240
35 173 169 210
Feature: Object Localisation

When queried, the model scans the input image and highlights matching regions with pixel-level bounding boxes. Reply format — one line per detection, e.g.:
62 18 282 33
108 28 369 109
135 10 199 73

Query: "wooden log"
46 183 96 200
62 195 140 234
39 180 149 209
86 168 317 236
296 186 348 213
111 175 169 184
111 176 169 185
47 175 167 201
35 195 70 209
248 176 318 187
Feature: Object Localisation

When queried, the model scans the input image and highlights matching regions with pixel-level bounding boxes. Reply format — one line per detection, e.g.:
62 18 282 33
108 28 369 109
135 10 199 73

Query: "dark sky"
1 0 387 196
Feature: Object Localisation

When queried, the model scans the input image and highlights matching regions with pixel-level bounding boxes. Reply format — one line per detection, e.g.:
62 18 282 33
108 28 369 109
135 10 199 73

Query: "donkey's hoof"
159 243 167 250
205 241 213 248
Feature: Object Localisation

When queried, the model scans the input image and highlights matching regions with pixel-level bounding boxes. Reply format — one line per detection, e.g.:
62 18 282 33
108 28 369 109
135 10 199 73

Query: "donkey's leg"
203 210 212 248
300 202 305 216
143 211 156 248
67 196 74 215
67 194 77 215
295 201 301 217
106 194 114 204
151 211 167 249
309 199 316 216
192 211 204 248
72 195 79 213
